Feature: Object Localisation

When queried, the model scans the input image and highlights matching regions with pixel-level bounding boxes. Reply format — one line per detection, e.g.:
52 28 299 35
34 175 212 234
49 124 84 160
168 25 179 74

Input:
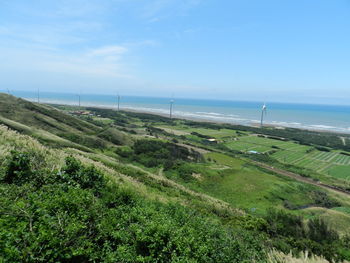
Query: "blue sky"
0 0 350 104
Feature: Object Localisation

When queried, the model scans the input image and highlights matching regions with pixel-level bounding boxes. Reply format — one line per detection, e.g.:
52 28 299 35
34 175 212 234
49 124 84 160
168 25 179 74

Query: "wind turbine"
117 93 120 111
169 97 175 119
260 103 267 127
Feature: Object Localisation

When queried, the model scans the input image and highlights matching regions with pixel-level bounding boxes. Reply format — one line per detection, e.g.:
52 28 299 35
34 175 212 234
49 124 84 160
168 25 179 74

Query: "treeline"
0 151 267 262
116 139 202 169
124 111 175 124
86 107 130 127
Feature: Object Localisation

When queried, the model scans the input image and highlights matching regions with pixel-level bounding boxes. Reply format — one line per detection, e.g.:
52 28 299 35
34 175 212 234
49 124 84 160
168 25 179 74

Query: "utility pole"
37 88 40 103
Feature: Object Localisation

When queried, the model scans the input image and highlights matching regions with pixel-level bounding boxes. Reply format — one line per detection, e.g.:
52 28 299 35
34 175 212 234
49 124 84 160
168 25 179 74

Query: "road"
253 161 350 197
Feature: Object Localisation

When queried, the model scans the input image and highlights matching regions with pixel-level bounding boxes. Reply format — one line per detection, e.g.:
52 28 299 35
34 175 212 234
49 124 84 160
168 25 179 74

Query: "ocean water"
9 90 350 134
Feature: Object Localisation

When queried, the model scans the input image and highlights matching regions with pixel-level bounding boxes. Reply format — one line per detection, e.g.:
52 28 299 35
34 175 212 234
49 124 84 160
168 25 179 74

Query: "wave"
308 124 339 130
195 111 239 117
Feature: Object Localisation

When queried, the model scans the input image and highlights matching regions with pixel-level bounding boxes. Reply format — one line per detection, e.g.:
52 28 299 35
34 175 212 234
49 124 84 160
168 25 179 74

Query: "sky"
0 0 350 105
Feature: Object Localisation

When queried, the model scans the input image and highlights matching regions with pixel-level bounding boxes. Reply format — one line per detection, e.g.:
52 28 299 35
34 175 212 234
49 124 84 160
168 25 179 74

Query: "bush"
265 208 305 239
311 190 340 208
60 156 105 191
116 146 133 158
0 175 268 262
130 139 200 169
98 127 132 145
3 151 33 185
308 218 339 244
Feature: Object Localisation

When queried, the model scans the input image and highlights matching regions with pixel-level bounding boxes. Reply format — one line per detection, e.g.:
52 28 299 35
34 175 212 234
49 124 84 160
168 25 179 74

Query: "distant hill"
0 93 131 150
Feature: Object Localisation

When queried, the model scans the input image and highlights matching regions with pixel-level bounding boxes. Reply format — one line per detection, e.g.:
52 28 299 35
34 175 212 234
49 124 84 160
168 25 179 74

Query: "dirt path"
252 161 350 197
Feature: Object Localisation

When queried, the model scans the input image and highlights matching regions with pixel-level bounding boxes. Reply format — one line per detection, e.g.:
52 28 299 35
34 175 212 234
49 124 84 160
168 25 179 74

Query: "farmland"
271 147 350 178
154 122 350 182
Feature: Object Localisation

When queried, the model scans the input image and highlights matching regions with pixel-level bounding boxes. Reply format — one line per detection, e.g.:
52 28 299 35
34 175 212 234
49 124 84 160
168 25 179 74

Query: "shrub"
60 156 105 191
130 139 200 169
307 218 338 244
3 151 32 185
311 190 340 208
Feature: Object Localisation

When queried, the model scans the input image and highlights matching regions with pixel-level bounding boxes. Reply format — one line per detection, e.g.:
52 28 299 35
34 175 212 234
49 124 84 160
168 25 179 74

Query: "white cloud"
0 43 131 79
45 46 131 78
0 0 200 94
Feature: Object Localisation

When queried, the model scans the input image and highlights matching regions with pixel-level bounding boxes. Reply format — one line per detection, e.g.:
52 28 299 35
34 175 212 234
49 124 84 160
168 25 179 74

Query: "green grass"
155 122 350 184
179 152 323 215
157 125 237 139
270 143 350 178
303 207 350 235
225 140 273 153
333 206 350 215
92 116 114 124
324 165 350 180
0 94 135 151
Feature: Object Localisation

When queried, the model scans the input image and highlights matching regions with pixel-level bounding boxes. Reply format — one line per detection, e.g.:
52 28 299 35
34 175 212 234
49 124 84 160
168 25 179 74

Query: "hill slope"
1 94 350 262
0 94 131 150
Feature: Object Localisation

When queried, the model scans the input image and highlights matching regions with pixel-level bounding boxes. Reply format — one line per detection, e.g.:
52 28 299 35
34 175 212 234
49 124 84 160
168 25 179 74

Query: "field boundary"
252 161 350 196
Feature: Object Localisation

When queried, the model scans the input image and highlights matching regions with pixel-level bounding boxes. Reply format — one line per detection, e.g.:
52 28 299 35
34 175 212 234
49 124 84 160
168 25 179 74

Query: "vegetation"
118 139 202 169
1 94 350 262
0 151 267 262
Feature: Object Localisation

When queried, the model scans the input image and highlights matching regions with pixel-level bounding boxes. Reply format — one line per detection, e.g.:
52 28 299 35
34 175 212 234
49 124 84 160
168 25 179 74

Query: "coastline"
39 99 350 136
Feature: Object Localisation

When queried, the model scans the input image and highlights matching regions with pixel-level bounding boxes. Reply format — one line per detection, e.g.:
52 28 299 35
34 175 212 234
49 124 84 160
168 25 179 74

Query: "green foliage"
315 146 331 152
166 162 197 182
128 139 201 169
59 132 107 149
263 209 350 262
98 127 132 145
311 190 340 209
3 151 32 185
184 119 350 151
2 97 350 262
308 218 339 244
0 151 269 263
115 146 133 158
190 131 212 139
60 156 105 191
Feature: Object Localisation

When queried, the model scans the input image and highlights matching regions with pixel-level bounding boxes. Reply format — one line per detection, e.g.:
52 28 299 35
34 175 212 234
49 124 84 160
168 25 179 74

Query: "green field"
157 123 350 181
272 148 350 178
197 152 316 213
225 135 314 154
157 125 238 138
324 165 350 180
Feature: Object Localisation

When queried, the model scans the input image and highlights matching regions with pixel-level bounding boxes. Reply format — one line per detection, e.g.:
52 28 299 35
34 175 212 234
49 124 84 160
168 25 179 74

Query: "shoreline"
39 99 350 136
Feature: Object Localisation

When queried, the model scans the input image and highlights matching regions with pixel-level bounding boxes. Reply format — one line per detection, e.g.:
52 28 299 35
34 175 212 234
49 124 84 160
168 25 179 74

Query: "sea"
9 90 350 134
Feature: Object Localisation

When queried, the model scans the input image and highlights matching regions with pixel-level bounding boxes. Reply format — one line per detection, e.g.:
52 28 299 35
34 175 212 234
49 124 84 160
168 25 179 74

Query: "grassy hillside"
1 94 350 262
0 93 131 151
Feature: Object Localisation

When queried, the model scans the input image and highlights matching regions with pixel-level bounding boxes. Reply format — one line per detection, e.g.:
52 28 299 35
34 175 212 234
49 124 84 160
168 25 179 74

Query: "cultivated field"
156 122 350 181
